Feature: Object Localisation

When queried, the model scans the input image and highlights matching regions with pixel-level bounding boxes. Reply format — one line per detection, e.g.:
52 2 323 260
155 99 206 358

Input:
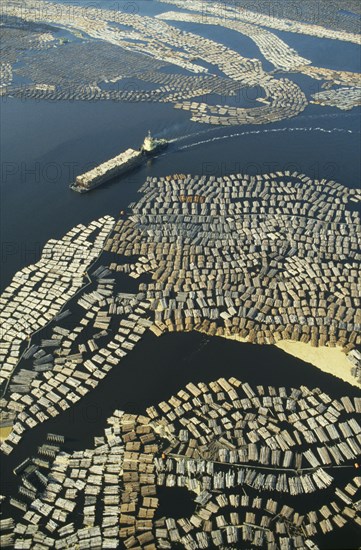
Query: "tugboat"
70 131 168 193
141 130 168 155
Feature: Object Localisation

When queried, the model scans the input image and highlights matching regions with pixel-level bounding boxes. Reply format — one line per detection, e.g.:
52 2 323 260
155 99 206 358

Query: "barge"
70 131 168 193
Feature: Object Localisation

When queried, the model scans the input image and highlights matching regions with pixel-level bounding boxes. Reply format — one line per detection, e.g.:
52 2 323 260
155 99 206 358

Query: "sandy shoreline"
205 331 361 390
275 340 361 390
0 426 13 443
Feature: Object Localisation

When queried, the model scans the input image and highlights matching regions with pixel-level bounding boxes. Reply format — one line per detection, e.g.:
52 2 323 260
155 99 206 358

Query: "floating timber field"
1 373 361 548
0 0 360 548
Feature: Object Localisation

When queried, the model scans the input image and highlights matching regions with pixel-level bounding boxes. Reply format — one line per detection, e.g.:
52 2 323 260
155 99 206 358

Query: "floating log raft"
105 171 360 372
4 379 361 549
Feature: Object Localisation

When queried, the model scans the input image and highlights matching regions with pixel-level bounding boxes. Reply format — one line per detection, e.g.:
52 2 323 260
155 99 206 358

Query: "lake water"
1 94 359 290
1 3 360 547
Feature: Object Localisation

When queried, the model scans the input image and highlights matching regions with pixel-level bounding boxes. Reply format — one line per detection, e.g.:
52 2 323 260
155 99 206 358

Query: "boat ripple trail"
178 126 358 150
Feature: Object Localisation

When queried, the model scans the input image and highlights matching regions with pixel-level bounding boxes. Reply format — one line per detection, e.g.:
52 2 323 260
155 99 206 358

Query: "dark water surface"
1 5 360 547
1 93 360 290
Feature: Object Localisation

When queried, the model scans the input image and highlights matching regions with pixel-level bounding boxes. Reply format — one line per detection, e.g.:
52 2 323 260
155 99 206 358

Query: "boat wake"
178 126 358 151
